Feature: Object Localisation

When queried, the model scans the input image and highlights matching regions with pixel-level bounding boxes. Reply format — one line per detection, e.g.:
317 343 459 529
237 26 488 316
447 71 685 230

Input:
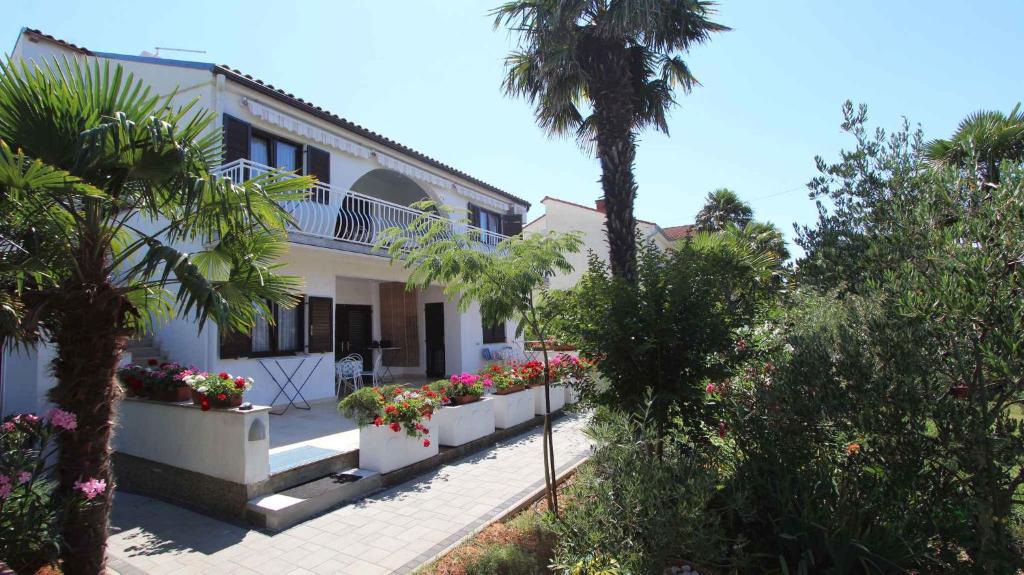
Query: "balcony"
217 159 507 251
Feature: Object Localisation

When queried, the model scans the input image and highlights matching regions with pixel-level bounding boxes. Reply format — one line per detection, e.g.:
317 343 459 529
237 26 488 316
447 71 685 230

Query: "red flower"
426 391 437 398
718 421 727 438
373 416 383 427
218 372 230 380
235 381 245 390
385 405 397 414
200 398 210 412
147 359 159 366
389 422 401 432
422 439 430 447
217 393 227 401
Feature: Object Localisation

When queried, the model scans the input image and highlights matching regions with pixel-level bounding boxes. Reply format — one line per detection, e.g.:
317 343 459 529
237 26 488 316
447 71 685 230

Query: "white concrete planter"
564 383 580 405
533 384 566 415
431 397 495 447
489 389 535 429
114 397 271 485
358 421 438 474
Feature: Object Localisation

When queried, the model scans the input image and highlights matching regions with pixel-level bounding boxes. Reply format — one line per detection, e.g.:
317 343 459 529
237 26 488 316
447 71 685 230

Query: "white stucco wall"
524 197 674 290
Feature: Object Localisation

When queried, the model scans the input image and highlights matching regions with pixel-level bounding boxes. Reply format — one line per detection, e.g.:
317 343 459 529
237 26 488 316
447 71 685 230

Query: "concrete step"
246 468 380 531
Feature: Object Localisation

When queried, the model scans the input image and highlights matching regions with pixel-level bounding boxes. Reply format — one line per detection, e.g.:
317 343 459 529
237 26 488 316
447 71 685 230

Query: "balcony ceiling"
351 169 432 208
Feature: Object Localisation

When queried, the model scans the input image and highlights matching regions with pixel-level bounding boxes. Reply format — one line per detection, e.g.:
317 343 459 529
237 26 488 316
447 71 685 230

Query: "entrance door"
424 303 445 378
336 304 373 370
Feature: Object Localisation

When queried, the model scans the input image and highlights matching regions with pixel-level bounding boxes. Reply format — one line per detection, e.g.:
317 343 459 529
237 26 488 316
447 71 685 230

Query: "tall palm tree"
924 104 1024 185
694 187 752 231
0 58 309 574
494 0 728 283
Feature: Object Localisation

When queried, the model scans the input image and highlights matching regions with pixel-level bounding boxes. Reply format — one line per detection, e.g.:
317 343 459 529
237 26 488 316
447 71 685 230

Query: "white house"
1 28 530 415
524 196 692 290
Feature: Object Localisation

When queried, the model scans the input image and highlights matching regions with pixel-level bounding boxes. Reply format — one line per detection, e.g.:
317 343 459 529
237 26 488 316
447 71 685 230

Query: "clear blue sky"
5 1 1023 256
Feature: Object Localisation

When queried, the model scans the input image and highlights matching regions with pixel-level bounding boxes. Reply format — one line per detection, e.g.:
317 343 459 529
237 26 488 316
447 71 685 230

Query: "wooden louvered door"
335 304 372 370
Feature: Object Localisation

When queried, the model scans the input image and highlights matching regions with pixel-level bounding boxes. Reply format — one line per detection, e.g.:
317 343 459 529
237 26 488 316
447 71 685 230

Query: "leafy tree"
377 203 581 514
493 0 728 283
0 59 307 573
694 188 753 232
794 101 924 292
562 233 779 438
924 104 1024 185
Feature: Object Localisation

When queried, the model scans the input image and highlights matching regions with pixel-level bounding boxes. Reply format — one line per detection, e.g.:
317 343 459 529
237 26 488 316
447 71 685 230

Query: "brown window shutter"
305 146 330 184
223 114 251 164
307 296 333 353
219 326 251 359
501 213 522 236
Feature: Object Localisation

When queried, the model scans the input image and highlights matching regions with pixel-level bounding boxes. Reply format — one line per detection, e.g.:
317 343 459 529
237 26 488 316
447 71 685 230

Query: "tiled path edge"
397 455 588 575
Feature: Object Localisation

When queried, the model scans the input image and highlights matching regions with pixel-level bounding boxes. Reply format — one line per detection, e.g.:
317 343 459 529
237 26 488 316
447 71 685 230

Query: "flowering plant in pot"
117 360 195 401
339 385 438 446
515 360 545 388
1 410 103 572
548 353 591 384
182 371 253 411
432 373 491 405
481 364 527 395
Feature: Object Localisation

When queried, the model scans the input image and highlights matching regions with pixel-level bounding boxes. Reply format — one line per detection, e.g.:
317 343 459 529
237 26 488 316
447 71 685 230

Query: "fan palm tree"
924 104 1024 185
723 220 790 263
694 187 752 232
0 58 309 574
493 0 728 283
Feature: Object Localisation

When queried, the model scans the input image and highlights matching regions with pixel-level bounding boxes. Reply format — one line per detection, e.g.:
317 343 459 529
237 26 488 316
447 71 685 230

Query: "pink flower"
1 421 14 432
46 408 77 431
481 377 493 388
705 383 717 394
17 471 31 485
0 482 10 500
73 478 107 500
14 413 39 426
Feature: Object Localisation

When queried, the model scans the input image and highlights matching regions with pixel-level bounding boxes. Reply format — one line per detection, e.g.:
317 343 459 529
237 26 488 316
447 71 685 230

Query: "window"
251 300 303 356
474 207 503 235
482 320 506 344
250 131 303 173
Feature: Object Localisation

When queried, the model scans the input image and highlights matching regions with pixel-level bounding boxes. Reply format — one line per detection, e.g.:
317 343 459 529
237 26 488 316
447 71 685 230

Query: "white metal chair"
335 354 363 396
362 351 385 388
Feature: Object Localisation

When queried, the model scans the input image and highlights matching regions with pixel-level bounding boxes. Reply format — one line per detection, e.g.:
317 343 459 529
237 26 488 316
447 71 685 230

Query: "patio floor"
107 411 593 574
267 376 435 474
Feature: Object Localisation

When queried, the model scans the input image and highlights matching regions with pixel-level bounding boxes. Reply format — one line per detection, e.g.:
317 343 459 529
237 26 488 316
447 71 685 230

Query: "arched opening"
335 169 439 245
350 169 433 207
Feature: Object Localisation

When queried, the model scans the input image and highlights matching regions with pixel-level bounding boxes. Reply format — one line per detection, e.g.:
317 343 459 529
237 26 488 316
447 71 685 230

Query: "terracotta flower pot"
451 394 481 405
191 390 242 409
493 385 525 396
149 386 191 402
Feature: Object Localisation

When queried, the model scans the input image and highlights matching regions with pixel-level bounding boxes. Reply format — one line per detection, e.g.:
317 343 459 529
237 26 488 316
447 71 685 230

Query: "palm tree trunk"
49 284 127 575
589 52 640 284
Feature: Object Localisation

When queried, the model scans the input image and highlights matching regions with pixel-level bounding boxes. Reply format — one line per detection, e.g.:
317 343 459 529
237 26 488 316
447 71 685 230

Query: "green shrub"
560 237 781 438
550 405 730 574
464 543 540 575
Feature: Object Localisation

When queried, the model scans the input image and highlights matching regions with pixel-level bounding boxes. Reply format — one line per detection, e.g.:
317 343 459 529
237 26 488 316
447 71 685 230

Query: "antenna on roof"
141 46 208 58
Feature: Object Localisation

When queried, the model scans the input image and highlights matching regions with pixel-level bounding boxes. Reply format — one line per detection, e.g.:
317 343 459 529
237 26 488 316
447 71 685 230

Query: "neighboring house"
1 28 529 414
524 196 692 290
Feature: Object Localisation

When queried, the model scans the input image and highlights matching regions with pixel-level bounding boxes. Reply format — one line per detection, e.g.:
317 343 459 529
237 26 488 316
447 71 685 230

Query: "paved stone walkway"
107 411 592 575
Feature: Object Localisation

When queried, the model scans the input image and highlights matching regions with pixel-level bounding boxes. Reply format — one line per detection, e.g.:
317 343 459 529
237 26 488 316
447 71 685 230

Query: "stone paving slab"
107 411 592 575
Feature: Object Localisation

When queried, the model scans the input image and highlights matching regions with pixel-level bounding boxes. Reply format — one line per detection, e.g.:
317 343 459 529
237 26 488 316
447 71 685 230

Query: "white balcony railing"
216 159 506 250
